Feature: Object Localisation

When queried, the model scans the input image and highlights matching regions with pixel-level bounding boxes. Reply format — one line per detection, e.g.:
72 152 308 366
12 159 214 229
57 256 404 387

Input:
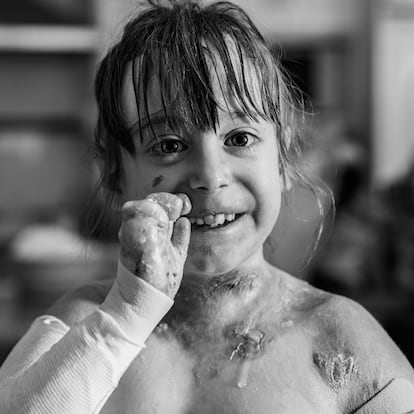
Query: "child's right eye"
148 137 188 157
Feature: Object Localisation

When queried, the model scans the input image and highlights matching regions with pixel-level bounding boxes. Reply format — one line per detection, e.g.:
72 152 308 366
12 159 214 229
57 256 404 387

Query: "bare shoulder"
47 278 113 326
309 290 414 410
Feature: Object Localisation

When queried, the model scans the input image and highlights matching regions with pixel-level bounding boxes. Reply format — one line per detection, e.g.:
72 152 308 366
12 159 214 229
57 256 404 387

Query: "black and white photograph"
0 0 413 412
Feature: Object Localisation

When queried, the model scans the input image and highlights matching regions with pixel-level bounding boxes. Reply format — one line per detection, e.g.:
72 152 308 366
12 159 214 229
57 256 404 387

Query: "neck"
172 259 279 326
162 260 286 353
183 268 261 299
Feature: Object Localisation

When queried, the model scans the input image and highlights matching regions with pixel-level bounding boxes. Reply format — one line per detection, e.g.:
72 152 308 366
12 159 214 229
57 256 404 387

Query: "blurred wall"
372 1 414 187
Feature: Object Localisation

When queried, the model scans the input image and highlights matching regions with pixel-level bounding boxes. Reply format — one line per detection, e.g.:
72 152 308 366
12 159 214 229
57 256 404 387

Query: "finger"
121 199 169 227
171 216 191 257
119 216 162 251
146 192 183 222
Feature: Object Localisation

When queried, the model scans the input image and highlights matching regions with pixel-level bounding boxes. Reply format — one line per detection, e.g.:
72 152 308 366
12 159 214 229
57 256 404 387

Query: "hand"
118 192 192 299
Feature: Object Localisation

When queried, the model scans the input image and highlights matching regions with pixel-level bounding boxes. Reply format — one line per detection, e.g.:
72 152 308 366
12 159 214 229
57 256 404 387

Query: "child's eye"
224 131 258 149
148 137 187 156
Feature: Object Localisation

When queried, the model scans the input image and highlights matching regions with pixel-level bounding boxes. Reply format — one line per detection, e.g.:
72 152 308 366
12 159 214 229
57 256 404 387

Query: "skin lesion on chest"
179 328 334 408
312 350 358 392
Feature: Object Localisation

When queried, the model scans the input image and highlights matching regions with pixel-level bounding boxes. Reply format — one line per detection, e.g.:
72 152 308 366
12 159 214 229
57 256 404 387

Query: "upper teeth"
189 213 236 227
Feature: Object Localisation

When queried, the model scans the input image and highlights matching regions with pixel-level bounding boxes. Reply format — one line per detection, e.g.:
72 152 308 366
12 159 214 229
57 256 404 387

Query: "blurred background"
0 0 413 365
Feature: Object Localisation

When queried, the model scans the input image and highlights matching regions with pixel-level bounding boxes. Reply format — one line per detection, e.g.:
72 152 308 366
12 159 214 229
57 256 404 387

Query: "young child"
1 1 414 412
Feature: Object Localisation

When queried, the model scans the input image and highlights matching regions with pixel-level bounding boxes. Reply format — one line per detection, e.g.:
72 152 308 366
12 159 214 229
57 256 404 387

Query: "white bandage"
100 260 174 344
0 261 174 414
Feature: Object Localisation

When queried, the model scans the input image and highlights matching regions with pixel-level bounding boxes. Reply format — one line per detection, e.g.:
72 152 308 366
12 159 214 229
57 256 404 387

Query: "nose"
188 139 232 193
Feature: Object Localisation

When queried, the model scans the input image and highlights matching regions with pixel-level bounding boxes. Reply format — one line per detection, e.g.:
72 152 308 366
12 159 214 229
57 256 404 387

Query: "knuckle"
147 192 182 220
121 200 139 218
119 214 167 248
122 199 169 224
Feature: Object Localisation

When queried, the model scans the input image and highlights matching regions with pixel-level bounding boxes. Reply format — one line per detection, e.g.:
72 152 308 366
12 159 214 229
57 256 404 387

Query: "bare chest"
101 330 338 414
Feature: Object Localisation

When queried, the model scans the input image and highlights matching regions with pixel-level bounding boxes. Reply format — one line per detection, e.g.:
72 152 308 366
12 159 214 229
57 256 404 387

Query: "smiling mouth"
189 213 245 231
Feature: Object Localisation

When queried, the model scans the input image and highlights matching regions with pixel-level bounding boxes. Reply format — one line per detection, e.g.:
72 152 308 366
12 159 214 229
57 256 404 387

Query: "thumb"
171 216 191 257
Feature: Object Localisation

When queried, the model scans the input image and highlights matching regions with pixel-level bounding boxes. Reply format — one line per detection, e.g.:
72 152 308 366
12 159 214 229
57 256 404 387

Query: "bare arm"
318 295 414 413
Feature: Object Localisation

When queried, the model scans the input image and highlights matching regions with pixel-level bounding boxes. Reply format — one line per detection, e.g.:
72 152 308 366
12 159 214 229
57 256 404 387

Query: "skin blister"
313 351 357 390
118 192 192 298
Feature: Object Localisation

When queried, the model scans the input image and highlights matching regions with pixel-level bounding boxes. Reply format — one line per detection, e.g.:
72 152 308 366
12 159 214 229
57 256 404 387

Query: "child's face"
120 50 282 277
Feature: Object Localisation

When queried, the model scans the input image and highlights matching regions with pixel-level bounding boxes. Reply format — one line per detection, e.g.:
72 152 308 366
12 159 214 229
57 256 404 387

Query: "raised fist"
118 192 191 299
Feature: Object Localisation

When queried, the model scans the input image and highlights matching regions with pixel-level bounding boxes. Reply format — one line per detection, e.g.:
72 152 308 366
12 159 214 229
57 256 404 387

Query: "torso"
102 328 337 413
100 271 344 413
50 263 414 413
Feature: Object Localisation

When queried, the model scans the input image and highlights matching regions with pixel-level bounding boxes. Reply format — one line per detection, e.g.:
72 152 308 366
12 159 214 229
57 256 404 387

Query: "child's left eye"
224 131 258 148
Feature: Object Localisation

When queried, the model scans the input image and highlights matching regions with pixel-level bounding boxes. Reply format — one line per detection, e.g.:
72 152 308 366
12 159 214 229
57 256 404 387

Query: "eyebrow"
129 112 171 135
223 110 255 123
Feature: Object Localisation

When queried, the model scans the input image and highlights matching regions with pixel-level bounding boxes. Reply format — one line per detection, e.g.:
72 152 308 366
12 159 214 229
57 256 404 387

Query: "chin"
185 243 263 277
184 254 240 277
185 231 268 277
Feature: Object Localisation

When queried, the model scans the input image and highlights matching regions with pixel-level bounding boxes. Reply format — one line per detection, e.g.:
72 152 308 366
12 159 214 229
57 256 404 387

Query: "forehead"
121 40 263 127
121 59 162 125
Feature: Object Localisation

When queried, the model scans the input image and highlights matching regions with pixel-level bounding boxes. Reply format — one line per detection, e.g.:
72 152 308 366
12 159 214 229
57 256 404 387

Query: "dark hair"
93 0 333 261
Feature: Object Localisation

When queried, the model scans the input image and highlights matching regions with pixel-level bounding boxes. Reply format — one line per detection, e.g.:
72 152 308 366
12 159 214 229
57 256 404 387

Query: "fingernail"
177 193 192 215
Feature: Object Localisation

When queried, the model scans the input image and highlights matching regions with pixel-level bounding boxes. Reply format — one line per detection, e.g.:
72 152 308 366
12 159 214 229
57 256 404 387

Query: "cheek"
259 156 282 222
123 167 176 201
121 153 169 199
121 160 155 200
265 177 282 222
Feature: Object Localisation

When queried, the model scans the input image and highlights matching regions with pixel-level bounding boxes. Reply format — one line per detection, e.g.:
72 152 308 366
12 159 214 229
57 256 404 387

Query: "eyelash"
147 130 260 159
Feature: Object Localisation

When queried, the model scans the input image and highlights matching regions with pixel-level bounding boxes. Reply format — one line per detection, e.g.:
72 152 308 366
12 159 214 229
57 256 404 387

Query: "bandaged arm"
0 262 173 414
